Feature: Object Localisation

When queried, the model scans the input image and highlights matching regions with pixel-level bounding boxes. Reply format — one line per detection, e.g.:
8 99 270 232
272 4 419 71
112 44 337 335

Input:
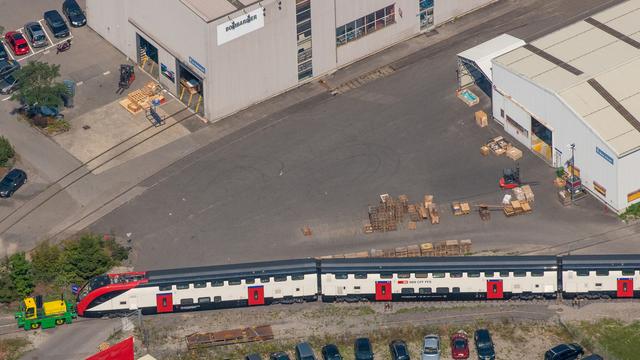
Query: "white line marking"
76 81 83 86
43 50 50 54
103 71 111 76
39 19 54 46
2 97 11 101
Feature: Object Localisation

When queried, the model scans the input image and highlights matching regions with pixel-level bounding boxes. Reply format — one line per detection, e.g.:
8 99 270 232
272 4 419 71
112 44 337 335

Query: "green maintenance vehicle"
15 295 77 330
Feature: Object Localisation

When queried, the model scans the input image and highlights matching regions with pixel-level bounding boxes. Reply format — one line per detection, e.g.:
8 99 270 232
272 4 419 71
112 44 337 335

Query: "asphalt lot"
90 0 633 270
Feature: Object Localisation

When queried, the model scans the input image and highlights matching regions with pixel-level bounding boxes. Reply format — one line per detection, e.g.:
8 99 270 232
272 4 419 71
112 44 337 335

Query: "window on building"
500 109 505 118
296 0 313 80
336 4 396 46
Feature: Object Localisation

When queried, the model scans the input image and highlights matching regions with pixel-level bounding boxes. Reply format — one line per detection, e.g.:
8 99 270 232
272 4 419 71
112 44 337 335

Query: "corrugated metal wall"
434 0 495 26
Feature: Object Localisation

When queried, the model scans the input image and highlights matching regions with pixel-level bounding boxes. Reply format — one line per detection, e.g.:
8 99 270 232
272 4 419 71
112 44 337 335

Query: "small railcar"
560 255 640 299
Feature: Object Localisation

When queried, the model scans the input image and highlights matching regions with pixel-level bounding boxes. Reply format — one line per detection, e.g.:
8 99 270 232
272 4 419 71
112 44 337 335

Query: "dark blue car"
63 0 86 27
0 169 27 198
44 10 70 38
0 43 7 61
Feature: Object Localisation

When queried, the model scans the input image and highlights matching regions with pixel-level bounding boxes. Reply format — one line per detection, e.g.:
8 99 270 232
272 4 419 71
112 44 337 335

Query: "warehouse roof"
180 0 259 22
493 0 640 156
457 34 526 82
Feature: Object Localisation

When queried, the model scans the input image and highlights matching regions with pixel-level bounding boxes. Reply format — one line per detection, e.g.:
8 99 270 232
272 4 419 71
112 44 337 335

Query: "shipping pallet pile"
119 81 166 115
364 194 439 233
503 185 534 216
451 201 471 216
321 239 472 259
186 325 274 350
481 136 522 161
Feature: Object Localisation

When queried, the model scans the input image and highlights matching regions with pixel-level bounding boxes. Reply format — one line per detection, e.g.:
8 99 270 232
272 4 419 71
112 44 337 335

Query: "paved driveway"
90 0 631 270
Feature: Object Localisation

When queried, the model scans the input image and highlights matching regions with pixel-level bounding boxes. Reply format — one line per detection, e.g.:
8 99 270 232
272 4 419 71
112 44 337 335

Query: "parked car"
62 0 86 27
389 340 411 360
421 335 440 360
270 352 291 360
0 74 19 95
0 169 27 198
246 354 263 360
0 59 20 77
321 344 343 360
450 331 470 359
24 22 48 48
582 355 603 360
4 32 29 56
474 329 495 360
544 344 584 360
44 10 70 38
0 43 8 61
354 338 374 360
295 342 317 360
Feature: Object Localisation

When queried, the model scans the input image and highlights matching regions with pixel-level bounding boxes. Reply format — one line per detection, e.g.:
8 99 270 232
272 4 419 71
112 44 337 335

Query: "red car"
451 331 470 359
5 31 29 56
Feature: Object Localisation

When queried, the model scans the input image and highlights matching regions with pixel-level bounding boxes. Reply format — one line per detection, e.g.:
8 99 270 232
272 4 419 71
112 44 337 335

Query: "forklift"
499 164 539 189
117 64 135 94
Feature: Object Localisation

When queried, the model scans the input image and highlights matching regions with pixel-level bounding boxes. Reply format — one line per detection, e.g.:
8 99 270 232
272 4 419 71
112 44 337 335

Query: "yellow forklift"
15 295 77 330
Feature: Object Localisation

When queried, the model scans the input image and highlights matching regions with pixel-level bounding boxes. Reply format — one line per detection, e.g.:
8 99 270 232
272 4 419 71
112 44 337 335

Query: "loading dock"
137 34 159 78
177 61 204 116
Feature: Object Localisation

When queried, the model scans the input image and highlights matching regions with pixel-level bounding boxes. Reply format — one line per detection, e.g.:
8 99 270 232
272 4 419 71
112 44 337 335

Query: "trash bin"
62 79 76 108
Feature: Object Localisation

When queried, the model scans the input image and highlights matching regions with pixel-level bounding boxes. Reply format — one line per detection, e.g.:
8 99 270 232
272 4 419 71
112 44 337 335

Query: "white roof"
494 0 640 156
457 34 526 82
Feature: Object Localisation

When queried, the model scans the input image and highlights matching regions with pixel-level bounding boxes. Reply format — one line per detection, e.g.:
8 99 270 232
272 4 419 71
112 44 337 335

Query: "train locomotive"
76 255 640 318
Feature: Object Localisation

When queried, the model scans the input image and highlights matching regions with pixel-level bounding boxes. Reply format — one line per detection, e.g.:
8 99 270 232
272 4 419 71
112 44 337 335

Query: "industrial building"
488 0 640 213
86 0 494 120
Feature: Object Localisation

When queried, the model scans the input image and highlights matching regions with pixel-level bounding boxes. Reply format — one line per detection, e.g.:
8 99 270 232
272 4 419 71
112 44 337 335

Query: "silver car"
24 22 48 48
421 335 440 360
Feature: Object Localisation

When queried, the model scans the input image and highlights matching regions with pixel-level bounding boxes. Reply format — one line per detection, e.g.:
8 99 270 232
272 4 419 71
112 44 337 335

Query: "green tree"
0 258 15 303
8 253 34 298
0 136 15 167
10 61 68 109
31 241 63 284
62 234 113 283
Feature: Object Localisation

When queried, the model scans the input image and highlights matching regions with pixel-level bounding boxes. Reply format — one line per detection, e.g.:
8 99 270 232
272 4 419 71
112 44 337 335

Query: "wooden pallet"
428 204 440 224
127 90 147 104
119 99 143 115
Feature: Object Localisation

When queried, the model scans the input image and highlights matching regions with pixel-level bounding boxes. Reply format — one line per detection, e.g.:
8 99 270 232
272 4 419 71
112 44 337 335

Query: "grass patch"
302 304 375 319
575 319 640 360
620 203 640 221
0 338 32 360
393 305 474 314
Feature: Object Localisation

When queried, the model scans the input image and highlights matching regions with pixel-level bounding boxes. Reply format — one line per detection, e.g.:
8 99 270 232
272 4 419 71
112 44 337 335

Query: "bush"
62 234 115 284
8 253 34 298
0 136 15 167
620 203 640 220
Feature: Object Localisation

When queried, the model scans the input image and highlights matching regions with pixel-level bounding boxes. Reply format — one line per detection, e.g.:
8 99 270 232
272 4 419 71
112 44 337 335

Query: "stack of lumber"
428 204 440 224
451 201 471 216
475 110 488 127
186 325 273 349
503 200 532 216
365 193 441 233
323 240 473 259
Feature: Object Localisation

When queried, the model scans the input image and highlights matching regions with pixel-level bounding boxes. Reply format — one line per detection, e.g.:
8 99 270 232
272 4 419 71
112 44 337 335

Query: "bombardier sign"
217 8 264 45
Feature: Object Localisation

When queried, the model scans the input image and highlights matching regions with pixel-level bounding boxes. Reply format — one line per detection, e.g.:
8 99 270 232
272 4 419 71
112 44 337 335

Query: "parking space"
2 19 74 63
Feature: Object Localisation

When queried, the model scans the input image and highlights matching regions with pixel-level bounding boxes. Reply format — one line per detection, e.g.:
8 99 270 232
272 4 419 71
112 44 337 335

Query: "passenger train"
76 255 640 318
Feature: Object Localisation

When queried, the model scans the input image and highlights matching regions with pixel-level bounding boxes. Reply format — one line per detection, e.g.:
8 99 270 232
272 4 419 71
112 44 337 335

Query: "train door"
156 293 173 313
617 279 633 298
375 281 392 301
486 280 503 299
248 286 265 305
128 296 138 310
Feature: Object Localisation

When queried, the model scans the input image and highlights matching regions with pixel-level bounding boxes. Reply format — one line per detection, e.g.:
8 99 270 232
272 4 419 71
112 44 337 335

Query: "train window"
595 283 602 287
260 277 271 283
176 284 189 290
380 273 393 279
354 286 361 290
419 288 431 294
596 270 609 276
198 297 211 303
228 280 242 285
576 270 589 276
452 287 460 293
401 288 414 294
274 276 287 282
214 296 222 303
432 272 445 278
159 285 172 291
435 287 449 293
292 274 305 280
499 272 510 277
211 280 224 287
514 271 526 277
180 298 194 305
354 273 368 279
397 273 410 279
622 270 635 276
120 301 126 305
468 272 480 278
531 271 544 277
415 273 428 278
450 272 462 278
245 278 256 284
194 282 206 288
335 274 348 280
483 272 495 278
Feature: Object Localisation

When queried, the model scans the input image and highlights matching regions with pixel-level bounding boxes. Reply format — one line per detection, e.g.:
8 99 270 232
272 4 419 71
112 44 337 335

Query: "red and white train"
76 255 640 317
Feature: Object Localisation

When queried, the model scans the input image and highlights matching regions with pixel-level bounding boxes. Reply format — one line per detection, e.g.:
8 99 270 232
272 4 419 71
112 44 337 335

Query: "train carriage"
561 255 640 299
320 257 558 302
77 259 319 318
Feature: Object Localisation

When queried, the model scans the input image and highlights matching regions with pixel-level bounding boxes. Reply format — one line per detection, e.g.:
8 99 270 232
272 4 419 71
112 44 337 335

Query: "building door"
375 281 392 301
617 279 633 298
248 286 265 306
486 280 503 299
156 293 173 313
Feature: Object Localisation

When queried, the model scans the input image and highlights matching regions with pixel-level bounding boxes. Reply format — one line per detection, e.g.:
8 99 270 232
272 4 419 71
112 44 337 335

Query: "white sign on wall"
217 8 264 46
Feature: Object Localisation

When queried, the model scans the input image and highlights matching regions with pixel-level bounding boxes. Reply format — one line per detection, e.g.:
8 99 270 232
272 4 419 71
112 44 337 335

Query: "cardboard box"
506 146 523 161
480 145 490 156
475 110 488 127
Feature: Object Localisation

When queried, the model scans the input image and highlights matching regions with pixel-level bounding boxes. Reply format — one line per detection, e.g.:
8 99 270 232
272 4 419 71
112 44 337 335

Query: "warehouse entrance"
176 61 204 116
531 117 553 164
136 34 159 78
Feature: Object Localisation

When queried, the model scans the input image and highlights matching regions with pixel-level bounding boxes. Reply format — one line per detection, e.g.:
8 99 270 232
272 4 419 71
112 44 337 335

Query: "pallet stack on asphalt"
451 201 471 216
485 136 511 156
119 81 166 115
475 110 488 128
323 240 473 259
365 193 441 233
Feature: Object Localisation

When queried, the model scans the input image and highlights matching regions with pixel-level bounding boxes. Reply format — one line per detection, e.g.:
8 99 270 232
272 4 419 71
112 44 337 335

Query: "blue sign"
71 284 80 294
189 56 206 74
596 146 614 165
